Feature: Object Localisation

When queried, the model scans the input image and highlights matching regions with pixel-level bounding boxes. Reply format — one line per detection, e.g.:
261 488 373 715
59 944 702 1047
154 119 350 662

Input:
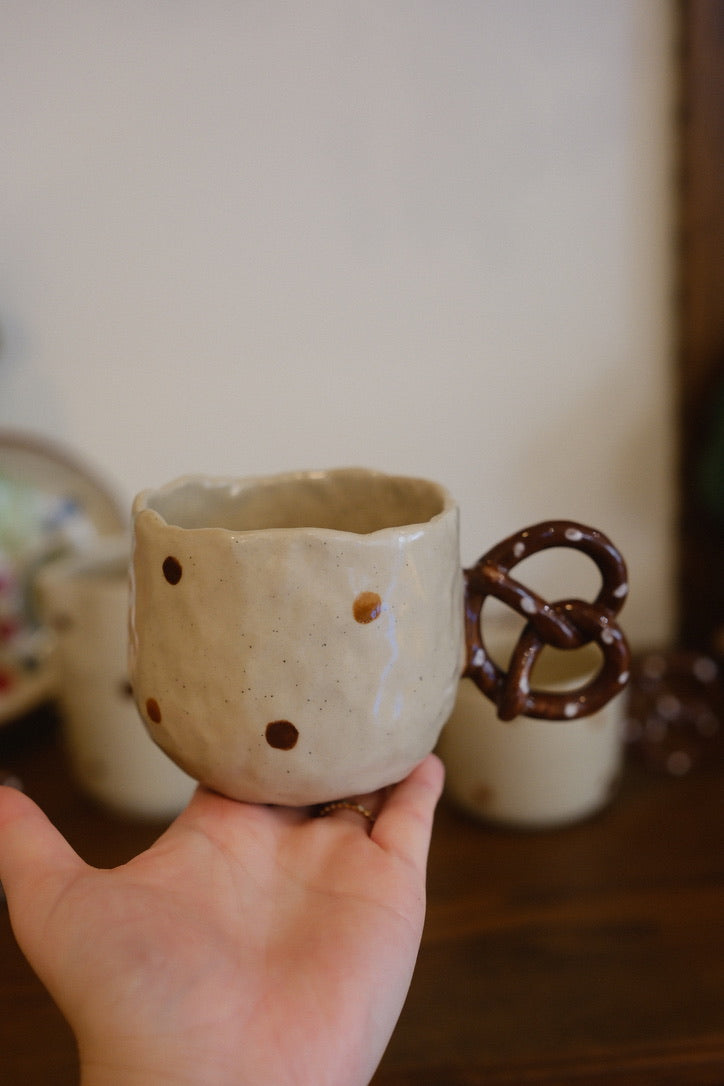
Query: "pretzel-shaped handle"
463 521 631 721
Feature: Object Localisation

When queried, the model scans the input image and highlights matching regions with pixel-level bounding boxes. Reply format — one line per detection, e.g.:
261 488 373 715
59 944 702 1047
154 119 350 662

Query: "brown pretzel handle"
463 521 631 721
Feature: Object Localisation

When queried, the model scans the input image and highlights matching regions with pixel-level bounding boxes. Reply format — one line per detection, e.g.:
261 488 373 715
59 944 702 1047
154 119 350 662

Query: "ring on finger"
314 800 376 825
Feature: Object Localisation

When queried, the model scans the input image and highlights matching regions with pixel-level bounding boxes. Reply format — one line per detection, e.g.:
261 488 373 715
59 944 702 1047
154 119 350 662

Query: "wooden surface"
0 709 722 1085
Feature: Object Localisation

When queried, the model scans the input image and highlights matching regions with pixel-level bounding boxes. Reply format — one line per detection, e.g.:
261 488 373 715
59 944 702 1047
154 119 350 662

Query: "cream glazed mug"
128 468 630 806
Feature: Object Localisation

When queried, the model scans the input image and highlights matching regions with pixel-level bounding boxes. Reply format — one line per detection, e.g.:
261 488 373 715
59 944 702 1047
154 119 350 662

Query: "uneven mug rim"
131 466 457 541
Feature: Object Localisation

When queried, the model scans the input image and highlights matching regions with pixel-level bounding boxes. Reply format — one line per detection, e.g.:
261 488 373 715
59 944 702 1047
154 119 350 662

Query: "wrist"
79 1046 242 1086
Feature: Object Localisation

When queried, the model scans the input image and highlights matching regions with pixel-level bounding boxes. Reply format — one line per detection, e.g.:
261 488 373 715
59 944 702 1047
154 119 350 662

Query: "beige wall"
0 1 677 647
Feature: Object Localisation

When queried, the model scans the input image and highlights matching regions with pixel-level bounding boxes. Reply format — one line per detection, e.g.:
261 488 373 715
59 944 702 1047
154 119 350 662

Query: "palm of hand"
0 755 443 1086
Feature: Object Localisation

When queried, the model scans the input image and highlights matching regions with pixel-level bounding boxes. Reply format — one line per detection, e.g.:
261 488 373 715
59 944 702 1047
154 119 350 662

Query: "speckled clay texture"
129 469 465 805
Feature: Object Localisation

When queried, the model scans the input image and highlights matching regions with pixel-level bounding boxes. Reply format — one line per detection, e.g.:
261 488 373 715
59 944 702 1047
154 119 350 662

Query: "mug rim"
34 533 131 590
132 467 456 539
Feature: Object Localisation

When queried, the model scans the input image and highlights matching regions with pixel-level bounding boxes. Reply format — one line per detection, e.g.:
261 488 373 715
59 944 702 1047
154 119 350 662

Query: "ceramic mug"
129 468 630 806
36 537 196 819
437 630 627 828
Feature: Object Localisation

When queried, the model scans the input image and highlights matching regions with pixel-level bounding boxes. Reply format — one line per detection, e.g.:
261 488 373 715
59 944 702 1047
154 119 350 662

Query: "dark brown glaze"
265 720 299 750
626 649 724 774
145 697 162 723
463 520 631 721
162 556 183 585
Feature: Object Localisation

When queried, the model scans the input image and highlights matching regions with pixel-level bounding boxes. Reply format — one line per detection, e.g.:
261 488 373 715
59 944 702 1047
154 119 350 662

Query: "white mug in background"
35 537 196 820
129 468 630 807
437 627 627 828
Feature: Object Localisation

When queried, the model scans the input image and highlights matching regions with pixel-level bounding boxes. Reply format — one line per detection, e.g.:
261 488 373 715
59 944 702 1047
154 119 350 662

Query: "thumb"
0 784 83 936
372 753 445 873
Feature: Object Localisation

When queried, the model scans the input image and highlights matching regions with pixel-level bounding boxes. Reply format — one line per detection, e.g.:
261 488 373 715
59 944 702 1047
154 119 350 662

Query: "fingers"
371 753 445 872
0 784 83 923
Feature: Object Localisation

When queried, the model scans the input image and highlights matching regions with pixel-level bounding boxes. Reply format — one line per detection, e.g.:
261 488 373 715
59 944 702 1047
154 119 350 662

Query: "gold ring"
315 800 376 825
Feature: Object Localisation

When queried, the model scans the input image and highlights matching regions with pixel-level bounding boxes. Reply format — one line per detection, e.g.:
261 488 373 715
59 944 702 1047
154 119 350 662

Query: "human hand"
0 753 444 1086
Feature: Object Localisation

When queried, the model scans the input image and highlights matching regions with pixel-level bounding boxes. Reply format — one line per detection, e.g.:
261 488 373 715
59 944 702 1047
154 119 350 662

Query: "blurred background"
4 7 724 1082
1 0 676 648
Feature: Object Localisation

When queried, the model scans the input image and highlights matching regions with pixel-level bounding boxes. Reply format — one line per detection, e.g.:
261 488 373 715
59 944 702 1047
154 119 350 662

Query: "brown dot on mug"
162 556 183 585
146 697 162 723
119 679 134 699
265 720 299 750
353 591 382 624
